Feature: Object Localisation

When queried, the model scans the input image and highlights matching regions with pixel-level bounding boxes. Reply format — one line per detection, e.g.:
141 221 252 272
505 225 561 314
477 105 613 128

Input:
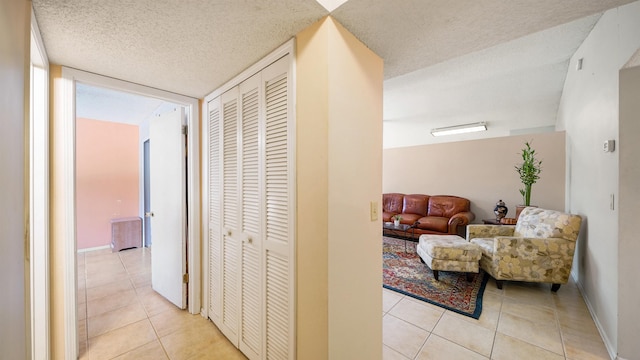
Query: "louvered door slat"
223 99 238 230
265 73 289 248
239 79 261 359
221 93 239 341
242 88 260 236
223 234 238 329
208 103 221 321
266 251 289 360
241 243 260 355
263 58 292 359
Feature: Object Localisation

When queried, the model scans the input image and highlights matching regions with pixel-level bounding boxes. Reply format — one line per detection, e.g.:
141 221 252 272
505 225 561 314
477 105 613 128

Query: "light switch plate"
370 201 378 221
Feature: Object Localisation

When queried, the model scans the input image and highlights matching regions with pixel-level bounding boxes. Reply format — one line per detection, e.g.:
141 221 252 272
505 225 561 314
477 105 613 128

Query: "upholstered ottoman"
416 234 482 281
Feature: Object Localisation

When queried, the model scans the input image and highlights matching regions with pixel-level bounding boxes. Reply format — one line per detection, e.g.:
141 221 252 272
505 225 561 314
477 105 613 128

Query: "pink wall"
76 118 139 250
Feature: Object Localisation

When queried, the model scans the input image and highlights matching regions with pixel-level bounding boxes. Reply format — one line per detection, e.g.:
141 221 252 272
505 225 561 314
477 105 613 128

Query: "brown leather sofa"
383 193 475 238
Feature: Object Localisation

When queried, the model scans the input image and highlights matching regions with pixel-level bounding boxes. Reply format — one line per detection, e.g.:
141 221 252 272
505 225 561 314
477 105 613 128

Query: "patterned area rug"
383 236 488 319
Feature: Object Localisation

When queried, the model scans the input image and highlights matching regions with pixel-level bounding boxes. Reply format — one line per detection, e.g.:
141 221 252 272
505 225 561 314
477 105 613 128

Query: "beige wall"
296 17 329 359
0 0 30 357
383 132 566 222
296 16 384 359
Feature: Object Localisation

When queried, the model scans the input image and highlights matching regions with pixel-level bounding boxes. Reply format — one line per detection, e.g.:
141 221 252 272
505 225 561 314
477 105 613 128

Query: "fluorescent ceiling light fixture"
315 0 348 12
431 122 487 137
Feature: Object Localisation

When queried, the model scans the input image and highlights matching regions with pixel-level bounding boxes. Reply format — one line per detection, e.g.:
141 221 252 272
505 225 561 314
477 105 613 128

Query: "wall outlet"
370 201 378 221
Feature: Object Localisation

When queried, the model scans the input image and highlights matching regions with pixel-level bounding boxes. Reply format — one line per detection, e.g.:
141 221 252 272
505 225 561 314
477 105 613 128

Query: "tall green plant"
515 141 542 206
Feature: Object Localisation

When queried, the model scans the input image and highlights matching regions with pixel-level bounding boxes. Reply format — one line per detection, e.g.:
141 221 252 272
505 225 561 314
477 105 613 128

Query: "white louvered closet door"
239 73 262 360
261 55 294 360
220 87 241 345
207 51 294 360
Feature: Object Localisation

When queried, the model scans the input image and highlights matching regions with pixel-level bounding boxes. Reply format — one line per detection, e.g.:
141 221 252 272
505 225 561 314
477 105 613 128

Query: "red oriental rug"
383 236 488 319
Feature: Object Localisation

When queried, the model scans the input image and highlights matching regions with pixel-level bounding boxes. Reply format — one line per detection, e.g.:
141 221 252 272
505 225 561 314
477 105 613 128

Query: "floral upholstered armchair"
466 207 582 292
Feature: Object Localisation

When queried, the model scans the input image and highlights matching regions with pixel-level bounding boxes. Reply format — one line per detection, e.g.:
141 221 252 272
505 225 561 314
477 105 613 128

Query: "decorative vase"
493 200 508 221
394 219 400 226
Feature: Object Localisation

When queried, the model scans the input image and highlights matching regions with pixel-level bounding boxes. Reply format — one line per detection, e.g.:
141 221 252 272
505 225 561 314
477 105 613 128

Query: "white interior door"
150 107 186 309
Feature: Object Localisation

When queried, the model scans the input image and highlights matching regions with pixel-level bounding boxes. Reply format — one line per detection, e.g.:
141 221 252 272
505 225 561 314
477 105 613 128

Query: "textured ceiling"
33 0 635 133
33 0 328 98
32 0 633 98
331 0 635 79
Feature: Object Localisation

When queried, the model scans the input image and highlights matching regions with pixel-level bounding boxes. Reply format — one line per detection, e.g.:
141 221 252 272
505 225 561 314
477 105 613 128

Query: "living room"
381 2 640 359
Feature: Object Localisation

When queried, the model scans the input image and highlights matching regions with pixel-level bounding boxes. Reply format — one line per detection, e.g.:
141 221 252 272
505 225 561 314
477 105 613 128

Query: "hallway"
77 247 246 359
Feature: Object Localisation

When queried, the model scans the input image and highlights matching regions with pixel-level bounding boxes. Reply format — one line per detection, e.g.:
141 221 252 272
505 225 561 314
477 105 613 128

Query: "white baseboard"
572 272 616 360
77 245 110 253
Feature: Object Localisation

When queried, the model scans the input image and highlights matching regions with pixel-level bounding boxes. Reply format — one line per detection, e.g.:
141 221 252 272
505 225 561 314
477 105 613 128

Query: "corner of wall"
296 16 384 360
295 19 331 360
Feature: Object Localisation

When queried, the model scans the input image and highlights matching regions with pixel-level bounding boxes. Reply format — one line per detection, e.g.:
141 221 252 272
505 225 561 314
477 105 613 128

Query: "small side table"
482 218 517 225
382 222 416 252
482 219 502 225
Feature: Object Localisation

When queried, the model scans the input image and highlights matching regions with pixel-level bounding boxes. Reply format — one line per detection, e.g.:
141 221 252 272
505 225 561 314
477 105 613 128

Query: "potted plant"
514 141 542 218
392 214 402 226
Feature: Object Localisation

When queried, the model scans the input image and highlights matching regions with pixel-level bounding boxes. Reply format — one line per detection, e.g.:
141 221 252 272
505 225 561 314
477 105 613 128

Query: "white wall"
556 2 640 358
0 0 29 357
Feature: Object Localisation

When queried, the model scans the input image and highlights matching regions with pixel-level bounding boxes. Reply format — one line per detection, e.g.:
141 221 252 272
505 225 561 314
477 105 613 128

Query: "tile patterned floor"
77 247 247 360
78 245 610 359
382 244 611 360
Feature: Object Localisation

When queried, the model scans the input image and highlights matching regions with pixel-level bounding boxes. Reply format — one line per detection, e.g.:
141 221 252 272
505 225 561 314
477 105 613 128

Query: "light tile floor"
382 243 611 360
77 247 247 360
78 245 610 360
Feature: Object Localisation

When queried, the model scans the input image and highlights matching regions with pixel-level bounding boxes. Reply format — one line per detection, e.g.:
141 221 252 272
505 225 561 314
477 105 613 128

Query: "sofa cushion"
382 212 397 222
383 193 404 214
403 194 429 216
417 216 449 233
427 196 470 218
469 238 494 260
398 213 422 225
419 235 482 262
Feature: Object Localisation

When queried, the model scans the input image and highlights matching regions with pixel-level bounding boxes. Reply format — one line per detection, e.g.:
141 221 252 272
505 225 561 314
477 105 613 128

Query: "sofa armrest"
466 225 515 240
449 211 475 226
447 211 475 234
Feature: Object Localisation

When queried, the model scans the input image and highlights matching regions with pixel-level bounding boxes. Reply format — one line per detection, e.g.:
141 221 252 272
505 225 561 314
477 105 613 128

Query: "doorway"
57 67 201 359
75 95 188 356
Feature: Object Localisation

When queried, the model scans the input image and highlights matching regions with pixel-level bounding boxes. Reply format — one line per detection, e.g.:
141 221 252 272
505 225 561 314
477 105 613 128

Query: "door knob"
145 212 154 217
